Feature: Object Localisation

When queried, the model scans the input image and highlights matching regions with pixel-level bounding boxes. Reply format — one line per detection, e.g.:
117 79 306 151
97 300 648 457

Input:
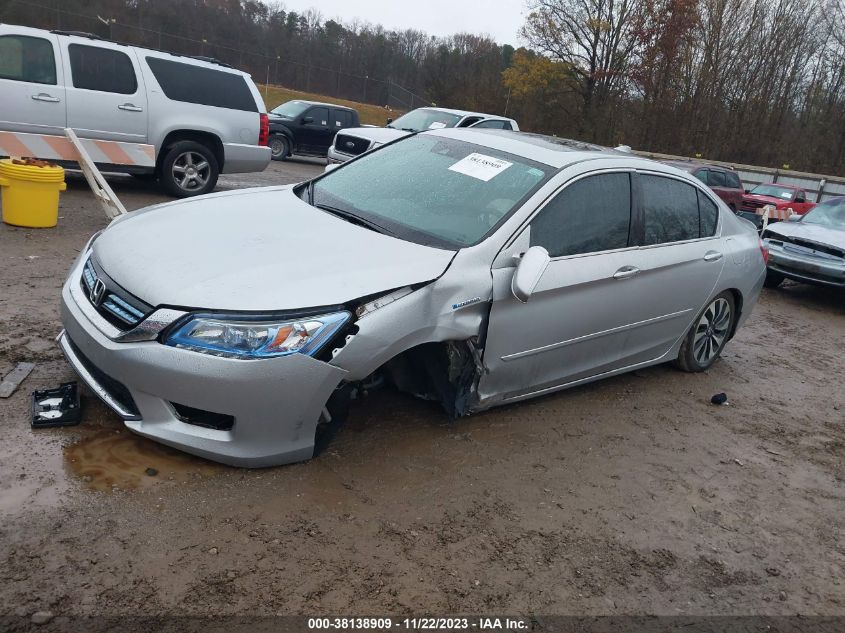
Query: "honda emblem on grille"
90 278 106 306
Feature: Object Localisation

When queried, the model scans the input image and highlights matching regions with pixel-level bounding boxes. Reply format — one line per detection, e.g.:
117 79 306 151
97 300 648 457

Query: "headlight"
164 311 350 359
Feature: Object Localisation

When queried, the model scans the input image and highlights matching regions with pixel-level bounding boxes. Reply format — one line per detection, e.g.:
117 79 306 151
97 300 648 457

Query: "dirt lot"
1 158 844 628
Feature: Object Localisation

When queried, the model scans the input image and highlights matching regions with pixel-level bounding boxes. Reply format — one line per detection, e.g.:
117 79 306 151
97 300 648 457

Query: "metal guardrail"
632 149 845 203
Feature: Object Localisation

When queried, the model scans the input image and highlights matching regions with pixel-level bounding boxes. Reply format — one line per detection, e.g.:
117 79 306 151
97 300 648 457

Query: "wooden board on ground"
0 362 36 398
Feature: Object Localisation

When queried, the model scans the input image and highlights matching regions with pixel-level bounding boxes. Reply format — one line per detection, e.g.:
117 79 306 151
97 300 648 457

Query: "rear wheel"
764 270 785 288
160 141 218 198
674 292 736 372
269 135 289 161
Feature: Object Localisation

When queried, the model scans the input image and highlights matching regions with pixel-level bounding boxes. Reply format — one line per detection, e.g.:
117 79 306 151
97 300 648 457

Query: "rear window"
69 44 136 94
145 57 257 112
708 170 726 187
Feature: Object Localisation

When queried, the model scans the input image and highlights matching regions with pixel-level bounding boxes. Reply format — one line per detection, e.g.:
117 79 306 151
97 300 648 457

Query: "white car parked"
0 24 271 196
327 106 519 164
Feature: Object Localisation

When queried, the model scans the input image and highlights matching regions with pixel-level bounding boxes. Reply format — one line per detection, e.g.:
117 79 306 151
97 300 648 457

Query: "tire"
764 270 785 289
674 291 736 373
160 140 219 198
269 135 289 161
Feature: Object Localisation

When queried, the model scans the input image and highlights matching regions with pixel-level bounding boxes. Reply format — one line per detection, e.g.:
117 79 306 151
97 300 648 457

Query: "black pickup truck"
267 100 360 161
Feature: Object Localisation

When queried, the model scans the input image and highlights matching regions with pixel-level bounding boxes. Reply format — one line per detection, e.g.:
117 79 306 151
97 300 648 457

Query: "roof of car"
423 107 514 122
426 128 637 169
289 100 354 110
661 160 737 173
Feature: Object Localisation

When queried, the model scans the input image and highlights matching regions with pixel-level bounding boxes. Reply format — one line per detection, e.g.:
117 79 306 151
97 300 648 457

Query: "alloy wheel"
693 297 732 364
172 151 210 191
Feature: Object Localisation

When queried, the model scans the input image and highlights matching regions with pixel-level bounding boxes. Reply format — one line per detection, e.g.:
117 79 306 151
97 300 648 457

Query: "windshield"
270 100 309 118
387 108 462 132
800 198 845 229
750 184 793 200
309 135 552 248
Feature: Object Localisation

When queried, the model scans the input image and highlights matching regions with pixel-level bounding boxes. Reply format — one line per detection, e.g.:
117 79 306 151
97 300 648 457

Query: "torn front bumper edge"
58 263 348 467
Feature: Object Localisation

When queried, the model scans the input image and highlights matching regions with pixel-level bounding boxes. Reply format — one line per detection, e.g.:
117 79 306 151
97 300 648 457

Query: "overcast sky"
273 0 528 45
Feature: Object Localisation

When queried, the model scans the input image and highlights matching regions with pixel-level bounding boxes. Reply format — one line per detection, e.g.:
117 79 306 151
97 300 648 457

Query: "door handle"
31 93 60 103
613 265 640 280
703 251 723 262
118 103 143 112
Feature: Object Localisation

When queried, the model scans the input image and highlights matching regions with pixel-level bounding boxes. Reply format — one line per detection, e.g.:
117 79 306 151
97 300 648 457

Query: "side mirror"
511 246 550 303
744 189 750 194
386 117 393 125
303 116 314 124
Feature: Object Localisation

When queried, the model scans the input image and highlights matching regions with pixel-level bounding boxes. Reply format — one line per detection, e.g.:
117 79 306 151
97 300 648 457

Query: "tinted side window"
642 175 700 244
145 57 257 112
698 190 719 237
69 44 136 94
693 169 708 184
709 170 726 187
473 119 507 129
0 35 56 85
332 109 352 127
530 173 632 257
726 171 742 189
306 107 329 125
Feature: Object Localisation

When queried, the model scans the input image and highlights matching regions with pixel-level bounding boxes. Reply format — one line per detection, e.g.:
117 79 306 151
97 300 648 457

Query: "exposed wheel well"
158 131 224 172
726 288 743 339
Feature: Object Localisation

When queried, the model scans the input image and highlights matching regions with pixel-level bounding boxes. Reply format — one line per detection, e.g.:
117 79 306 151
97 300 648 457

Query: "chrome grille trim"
69 254 187 342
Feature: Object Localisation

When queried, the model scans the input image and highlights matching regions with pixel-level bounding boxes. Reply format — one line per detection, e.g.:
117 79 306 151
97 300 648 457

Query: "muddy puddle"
65 427 223 492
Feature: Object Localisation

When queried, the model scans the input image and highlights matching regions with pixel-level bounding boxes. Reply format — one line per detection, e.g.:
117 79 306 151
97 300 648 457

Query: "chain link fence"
4 0 432 111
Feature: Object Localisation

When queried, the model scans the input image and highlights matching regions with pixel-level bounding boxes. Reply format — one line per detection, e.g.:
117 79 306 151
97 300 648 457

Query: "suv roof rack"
187 55 234 68
49 30 238 70
50 30 105 40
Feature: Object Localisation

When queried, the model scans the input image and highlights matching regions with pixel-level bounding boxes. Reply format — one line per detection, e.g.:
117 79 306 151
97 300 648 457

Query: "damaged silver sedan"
59 129 766 466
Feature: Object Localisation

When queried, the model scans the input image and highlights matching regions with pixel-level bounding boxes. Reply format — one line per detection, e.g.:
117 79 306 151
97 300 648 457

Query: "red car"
740 183 815 216
662 162 745 212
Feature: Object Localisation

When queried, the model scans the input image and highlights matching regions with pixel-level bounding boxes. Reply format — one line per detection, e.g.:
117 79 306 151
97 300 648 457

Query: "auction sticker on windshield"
449 153 513 181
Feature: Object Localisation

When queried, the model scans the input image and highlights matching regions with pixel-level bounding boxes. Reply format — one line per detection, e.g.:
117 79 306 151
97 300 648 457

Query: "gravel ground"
1 158 843 629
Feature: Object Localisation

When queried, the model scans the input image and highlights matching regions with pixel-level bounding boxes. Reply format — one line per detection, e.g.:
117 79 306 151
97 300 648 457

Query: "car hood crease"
92 187 456 311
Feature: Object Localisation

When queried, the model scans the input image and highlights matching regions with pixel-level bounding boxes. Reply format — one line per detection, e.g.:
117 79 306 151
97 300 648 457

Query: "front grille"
334 134 370 156
779 235 845 259
81 258 152 330
171 402 234 431
66 336 140 417
741 200 766 211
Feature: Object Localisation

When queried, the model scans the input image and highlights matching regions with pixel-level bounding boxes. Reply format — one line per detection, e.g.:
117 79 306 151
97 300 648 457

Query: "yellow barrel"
0 159 67 228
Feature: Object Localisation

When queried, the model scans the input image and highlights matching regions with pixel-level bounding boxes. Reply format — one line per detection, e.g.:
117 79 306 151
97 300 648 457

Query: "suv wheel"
160 141 219 198
674 291 736 372
269 135 289 161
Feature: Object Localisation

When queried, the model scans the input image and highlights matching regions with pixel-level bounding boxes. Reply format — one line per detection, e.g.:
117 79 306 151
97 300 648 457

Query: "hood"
92 187 455 311
339 127 410 144
765 220 845 250
744 193 789 205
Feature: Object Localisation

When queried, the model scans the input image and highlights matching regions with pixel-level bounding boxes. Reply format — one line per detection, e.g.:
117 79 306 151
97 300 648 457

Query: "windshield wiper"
314 203 395 237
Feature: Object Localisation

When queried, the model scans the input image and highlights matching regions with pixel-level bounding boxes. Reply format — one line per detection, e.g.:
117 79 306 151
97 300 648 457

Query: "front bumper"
59 258 348 467
765 241 845 287
326 145 354 164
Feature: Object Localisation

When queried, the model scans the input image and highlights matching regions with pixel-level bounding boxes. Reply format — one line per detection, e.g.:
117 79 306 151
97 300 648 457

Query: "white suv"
327 107 519 164
0 24 271 197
